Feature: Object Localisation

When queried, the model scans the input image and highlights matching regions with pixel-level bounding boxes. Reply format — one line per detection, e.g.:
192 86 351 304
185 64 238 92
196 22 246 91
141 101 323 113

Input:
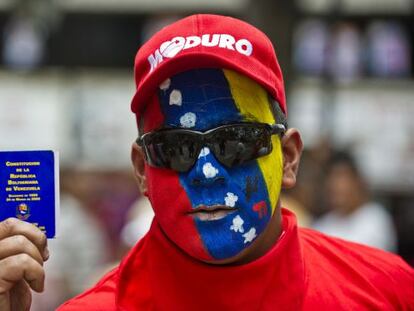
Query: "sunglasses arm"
270 124 286 136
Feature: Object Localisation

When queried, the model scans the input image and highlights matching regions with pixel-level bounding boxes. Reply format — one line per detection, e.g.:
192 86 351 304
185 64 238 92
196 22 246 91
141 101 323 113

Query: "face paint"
143 68 284 262
244 175 259 202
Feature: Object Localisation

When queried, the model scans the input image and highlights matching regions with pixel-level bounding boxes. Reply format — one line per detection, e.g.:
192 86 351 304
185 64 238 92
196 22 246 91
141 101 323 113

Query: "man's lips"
189 205 238 221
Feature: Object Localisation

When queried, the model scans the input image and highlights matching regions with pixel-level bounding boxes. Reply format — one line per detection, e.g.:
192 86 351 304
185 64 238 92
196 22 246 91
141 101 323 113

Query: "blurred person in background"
312 151 397 252
281 140 334 227
120 196 154 249
0 14 413 311
83 196 154 288
2 0 61 70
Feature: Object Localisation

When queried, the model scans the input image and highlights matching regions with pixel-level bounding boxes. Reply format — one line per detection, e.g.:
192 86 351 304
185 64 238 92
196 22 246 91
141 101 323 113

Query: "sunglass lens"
211 125 272 167
145 131 200 172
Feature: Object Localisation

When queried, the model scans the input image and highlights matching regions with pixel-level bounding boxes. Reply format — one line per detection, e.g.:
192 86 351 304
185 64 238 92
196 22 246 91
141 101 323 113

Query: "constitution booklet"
0 150 59 238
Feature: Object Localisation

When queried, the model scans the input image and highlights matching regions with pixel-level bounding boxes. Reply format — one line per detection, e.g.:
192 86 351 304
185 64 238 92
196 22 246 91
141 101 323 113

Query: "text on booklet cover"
0 150 58 238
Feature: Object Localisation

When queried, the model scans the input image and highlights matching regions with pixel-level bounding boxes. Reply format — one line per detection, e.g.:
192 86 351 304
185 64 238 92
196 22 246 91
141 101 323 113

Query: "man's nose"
188 147 227 186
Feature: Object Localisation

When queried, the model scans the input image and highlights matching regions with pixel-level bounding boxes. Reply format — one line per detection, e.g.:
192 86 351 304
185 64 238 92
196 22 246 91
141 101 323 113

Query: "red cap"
131 14 286 117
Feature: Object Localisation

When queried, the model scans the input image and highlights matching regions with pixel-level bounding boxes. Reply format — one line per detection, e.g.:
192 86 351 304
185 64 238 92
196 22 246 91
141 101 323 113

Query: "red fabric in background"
58 209 414 310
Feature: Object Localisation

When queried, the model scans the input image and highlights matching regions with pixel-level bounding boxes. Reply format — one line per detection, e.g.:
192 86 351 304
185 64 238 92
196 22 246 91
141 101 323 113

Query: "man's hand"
0 218 49 311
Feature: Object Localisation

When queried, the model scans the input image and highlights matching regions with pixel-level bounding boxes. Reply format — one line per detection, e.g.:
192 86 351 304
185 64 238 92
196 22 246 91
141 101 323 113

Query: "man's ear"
281 128 303 189
131 142 147 194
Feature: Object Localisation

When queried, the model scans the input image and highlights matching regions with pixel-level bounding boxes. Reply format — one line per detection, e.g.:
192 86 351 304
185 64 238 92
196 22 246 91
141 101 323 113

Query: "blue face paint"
158 69 273 260
158 69 242 131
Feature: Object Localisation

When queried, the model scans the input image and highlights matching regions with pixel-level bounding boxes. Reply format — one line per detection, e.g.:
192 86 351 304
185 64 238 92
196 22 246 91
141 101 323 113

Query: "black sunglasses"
136 123 286 173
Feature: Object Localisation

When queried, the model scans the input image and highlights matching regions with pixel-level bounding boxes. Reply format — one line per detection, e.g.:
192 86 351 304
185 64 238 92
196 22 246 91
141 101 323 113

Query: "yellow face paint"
224 69 283 214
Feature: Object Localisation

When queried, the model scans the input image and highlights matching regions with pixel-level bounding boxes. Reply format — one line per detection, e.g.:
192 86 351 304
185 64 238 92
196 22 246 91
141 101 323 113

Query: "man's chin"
200 244 255 265
176 235 250 264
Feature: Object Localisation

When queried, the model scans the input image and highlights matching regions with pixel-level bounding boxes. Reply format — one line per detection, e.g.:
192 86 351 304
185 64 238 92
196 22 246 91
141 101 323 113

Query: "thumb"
0 292 11 311
11 280 32 311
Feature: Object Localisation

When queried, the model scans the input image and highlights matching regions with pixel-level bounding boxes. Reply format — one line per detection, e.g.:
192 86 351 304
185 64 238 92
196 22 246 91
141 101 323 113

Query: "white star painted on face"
230 215 244 233
159 78 171 91
243 228 257 244
198 147 210 158
224 192 238 207
180 112 196 128
202 162 219 179
169 89 182 106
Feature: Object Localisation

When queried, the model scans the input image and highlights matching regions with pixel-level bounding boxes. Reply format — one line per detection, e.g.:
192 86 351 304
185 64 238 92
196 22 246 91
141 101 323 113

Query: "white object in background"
74 73 137 169
288 80 325 147
313 202 397 252
3 18 44 70
0 72 70 158
121 196 154 247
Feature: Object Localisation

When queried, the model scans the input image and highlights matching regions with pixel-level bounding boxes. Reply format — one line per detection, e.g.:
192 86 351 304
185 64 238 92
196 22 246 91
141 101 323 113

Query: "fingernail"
43 247 50 260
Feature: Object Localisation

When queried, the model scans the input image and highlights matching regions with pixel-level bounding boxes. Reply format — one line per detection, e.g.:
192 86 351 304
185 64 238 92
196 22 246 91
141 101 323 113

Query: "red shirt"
58 209 414 310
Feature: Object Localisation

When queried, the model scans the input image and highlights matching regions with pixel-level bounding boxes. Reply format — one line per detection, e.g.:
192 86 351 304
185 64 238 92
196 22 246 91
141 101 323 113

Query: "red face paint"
141 94 211 261
253 201 268 219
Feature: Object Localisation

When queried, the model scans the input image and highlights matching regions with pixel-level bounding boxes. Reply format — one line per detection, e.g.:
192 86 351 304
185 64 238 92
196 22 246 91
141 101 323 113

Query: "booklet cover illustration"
0 150 59 238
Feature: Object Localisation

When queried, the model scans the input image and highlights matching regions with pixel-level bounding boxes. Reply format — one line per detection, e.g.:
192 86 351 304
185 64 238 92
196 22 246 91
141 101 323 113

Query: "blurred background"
0 0 413 309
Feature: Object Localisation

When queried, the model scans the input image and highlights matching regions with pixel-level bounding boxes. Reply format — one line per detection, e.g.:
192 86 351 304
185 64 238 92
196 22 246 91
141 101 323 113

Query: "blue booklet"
0 150 59 238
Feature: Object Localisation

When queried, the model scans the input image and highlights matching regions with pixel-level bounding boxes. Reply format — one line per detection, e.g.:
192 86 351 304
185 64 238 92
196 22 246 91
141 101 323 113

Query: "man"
313 151 397 251
0 14 413 311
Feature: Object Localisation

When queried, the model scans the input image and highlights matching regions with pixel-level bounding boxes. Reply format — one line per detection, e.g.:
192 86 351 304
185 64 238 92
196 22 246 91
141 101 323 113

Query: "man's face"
325 163 363 214
141 69 284 262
